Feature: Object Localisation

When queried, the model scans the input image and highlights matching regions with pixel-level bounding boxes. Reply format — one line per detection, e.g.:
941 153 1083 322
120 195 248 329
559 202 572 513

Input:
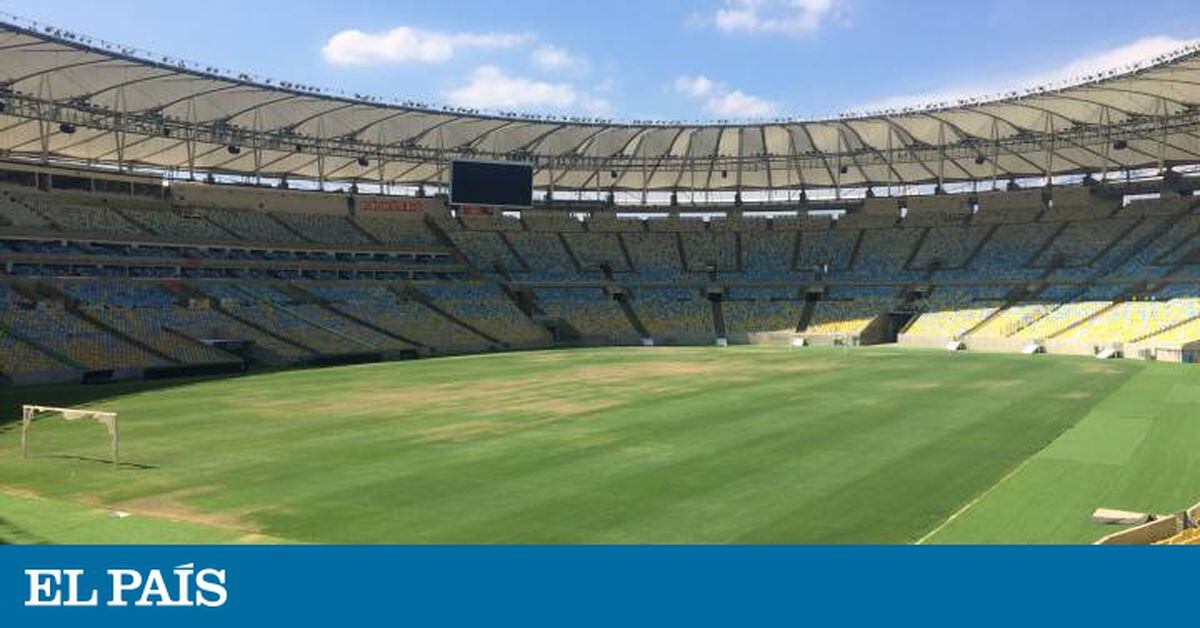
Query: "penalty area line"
914 456 1035 545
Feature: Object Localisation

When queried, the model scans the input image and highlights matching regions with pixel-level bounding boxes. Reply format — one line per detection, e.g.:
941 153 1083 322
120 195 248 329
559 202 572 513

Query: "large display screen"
449 160 534 208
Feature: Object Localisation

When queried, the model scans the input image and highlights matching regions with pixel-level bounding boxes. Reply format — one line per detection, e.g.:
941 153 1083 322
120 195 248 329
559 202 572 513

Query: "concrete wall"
172 182 348 215
1095 515 1183 545
897 334 954 350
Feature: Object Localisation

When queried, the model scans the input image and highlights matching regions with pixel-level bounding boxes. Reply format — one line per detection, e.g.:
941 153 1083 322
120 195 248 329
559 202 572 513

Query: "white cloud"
446 65 579 109
705 90 778 117
674 75 717 98
531 44 581 71
674 74 778 118
581 95 614 117
709 0 842 37
855 35 1198 112
322 26 530 66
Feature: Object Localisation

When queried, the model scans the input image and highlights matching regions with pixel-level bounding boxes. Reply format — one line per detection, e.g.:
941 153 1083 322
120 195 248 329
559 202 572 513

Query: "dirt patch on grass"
253 357 739 421
1056 390 1094 400
113 488 258 534
964 379 1026 391
886 380 943 391
1079 364 1124 375
0 485 42 500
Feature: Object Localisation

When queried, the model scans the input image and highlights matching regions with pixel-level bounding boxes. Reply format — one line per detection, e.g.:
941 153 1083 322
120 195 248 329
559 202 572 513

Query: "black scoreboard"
449 160 534 208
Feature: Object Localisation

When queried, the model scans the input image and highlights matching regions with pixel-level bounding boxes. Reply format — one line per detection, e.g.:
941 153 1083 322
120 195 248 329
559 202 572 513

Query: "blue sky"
3 0 1199 121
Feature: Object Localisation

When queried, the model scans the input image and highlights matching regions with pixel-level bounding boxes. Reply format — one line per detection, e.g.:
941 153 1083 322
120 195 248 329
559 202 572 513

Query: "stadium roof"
3 16 1200 193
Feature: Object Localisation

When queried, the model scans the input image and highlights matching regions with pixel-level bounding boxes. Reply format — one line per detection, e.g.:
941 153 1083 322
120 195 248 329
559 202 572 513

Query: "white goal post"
20 405 120 467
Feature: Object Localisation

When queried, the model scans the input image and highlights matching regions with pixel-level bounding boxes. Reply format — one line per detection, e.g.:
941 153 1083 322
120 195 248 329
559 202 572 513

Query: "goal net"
20 405 120 467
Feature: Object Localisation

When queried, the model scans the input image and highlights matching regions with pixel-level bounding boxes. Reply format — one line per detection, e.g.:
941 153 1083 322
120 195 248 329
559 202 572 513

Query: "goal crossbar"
20 405 120 467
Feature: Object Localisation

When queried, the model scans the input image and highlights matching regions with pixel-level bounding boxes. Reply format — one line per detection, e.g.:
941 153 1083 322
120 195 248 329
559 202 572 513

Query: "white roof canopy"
3 18 1200 192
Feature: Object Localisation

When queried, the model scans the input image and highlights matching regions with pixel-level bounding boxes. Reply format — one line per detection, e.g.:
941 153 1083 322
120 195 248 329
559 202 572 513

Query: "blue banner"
2 546 1196 626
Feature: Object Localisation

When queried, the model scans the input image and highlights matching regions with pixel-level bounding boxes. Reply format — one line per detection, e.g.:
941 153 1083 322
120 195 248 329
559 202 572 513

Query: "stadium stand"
630 287 714 340
536 288 639 342
6 167 1200 383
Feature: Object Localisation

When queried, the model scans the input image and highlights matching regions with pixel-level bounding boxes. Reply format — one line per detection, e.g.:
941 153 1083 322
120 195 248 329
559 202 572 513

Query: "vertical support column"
1101 105 1112 183
185 97 198 180
1158 96 1168 175
111 417 120 469
20 405 32 458
114 85 128 172
936 120 946 192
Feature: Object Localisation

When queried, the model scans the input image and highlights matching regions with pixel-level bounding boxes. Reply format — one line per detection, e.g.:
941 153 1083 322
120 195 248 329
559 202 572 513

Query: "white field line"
915 456 1036 545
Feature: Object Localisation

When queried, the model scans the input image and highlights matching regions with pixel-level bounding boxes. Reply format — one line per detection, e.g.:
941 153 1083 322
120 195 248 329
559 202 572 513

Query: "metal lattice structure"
2 15 1200 194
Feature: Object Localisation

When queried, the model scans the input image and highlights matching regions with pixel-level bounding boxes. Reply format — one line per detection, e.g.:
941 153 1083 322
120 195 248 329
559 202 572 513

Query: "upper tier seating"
0 195 53 228
562 233 631 272
202 209 302 242
506 232 583 279
353 215 440 247
622 233 685 279
271 212 376 246
120 207 233 240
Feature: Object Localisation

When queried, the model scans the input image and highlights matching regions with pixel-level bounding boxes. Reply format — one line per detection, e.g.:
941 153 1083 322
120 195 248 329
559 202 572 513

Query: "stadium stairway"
673 234 688 271
0 317 86 371
789 231 803 272
23 281 183 367
615 234 638 272
1096 209 1192 277
200 214 243 240
69 308 184 366
281 283 427 350
795 298 817 333
1085 217 1146 267
960 224 1000 269
615 291 650 339
1024 222 1070 268
496 232 533 272
846 229 866 270
266 213 313 242
1043 301 1123 341
1128 312 1200 344
901 227 932 270
347 219 383 245
10 195 61 229
961 288 1032 338
711 294 726 339
232 284 381 353
107 205 157 235
556 233 585 273
398 284 502 345
199 290 321 358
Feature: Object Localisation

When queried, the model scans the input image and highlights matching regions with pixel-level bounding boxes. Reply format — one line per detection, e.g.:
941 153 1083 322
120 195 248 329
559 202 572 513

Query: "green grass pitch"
1 346 1198 544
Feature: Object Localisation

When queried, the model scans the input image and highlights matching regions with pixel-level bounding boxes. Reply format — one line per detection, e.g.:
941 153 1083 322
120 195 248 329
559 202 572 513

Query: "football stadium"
2 11 1200 545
